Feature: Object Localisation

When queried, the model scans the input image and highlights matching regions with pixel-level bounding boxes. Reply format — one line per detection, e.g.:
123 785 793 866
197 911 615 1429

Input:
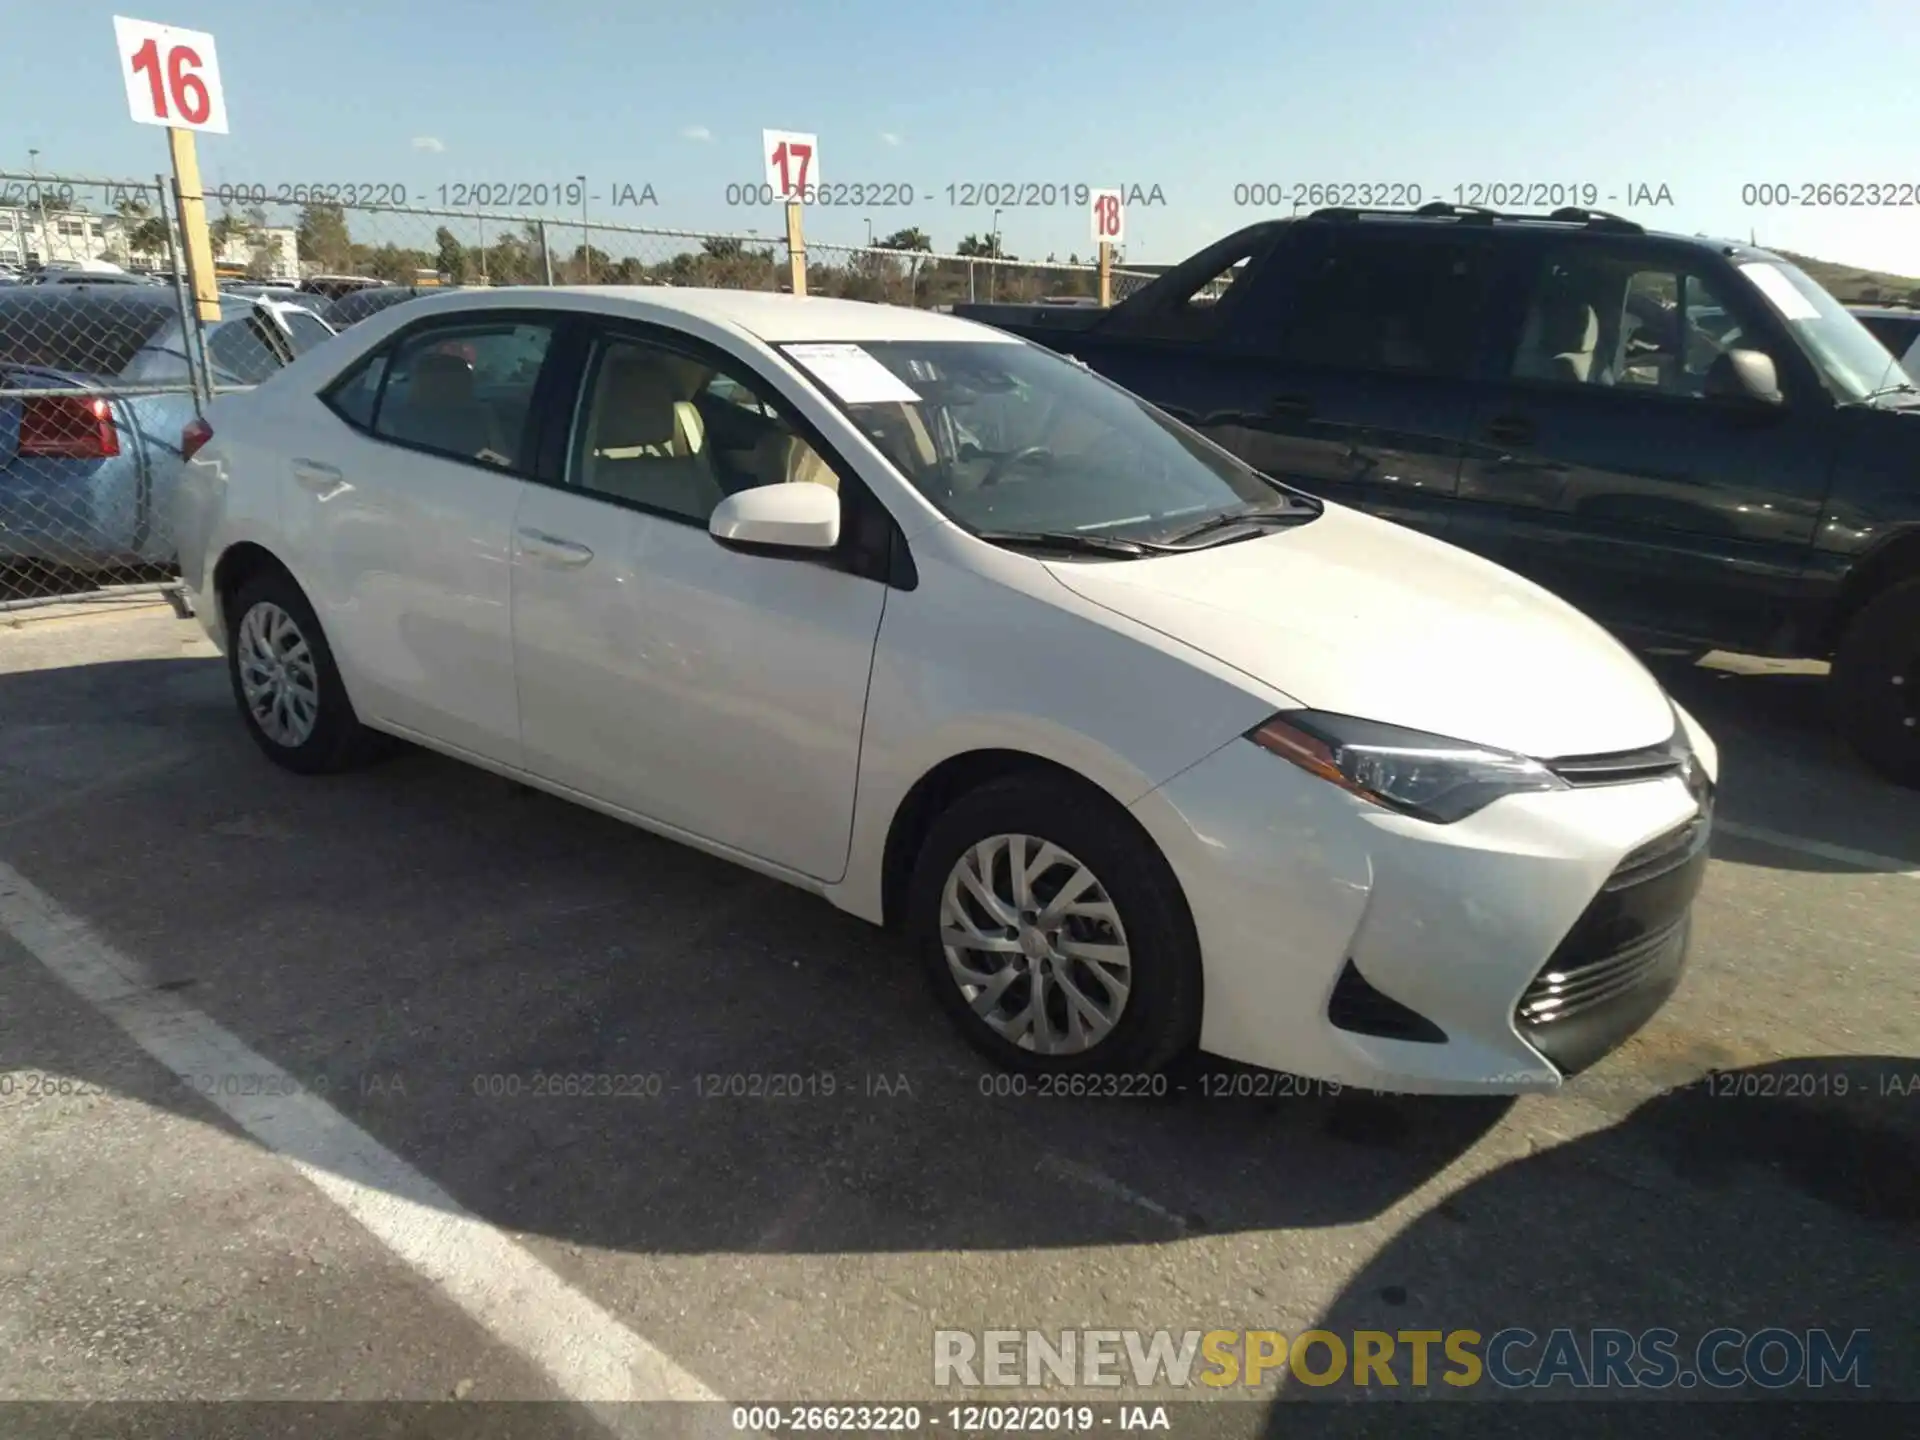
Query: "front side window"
1512 250 1786 401
569 336 838 523
780 337 1307 545
370 320 552 468
1276 233 1487 377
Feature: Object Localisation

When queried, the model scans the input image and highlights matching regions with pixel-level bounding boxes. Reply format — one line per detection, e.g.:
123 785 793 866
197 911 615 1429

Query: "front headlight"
1247 710 1567 824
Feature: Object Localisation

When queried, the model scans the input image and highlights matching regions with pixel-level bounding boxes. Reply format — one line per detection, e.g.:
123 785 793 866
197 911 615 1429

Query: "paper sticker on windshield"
1739 263 1819 321
784 343 921 404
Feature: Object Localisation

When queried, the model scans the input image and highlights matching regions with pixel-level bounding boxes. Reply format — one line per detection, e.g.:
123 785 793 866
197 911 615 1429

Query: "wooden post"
167 128 220 323
1097 241 1113 308
785 198 807 297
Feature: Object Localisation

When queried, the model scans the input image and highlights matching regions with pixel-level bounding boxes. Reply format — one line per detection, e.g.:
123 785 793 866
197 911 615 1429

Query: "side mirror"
708 482 841 553
1708 348 1784 406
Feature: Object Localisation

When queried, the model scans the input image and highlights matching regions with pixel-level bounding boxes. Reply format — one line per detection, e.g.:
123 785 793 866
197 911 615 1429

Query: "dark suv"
954 205 1920 784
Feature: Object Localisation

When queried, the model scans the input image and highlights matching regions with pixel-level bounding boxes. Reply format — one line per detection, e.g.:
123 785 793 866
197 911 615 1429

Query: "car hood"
1046 504 1676 760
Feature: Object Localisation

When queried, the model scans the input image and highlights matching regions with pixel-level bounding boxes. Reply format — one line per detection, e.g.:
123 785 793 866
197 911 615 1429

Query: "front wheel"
1831 577 1920 788
906 776 1203 1074
227 569 381 774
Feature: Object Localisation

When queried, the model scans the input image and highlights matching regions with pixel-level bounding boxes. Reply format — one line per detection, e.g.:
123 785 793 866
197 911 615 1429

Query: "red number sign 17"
762 130 821 201
112 17 229 133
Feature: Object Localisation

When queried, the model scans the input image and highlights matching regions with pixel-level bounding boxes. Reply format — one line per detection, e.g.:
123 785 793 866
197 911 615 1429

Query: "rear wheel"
906 776 1202 1074
227 569 380 774
1831 576 1920 787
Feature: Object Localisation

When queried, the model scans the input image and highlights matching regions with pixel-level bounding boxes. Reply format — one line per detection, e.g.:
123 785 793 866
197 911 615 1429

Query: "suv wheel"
227 570 380 774
906 776 1202 1074
1831 576 1920 787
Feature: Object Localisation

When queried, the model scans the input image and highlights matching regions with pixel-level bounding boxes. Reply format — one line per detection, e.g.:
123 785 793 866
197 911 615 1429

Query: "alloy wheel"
236 600 320 748
938 833 1132 1055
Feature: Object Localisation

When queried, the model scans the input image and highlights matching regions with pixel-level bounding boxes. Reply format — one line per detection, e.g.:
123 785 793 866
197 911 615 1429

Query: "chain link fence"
0 172 1152 607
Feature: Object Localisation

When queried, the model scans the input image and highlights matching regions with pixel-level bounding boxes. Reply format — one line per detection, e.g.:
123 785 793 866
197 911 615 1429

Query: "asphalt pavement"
0 598 1912 1437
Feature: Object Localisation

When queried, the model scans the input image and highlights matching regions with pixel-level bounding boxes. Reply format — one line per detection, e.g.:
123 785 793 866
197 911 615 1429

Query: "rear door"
1203 221 1492 536
1453 240 1836 650
274 310 559 767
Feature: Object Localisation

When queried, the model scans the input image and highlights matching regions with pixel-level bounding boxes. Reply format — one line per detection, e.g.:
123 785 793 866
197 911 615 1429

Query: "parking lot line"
0 859 719 1425
1715 820 1919 878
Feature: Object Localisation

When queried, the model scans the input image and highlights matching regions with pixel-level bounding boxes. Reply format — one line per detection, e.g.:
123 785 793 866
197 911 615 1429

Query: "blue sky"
8 0 1920 274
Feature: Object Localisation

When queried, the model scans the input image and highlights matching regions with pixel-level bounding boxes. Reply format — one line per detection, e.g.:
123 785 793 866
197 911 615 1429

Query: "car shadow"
1266 1055 1917 1427
0 654 1512 1260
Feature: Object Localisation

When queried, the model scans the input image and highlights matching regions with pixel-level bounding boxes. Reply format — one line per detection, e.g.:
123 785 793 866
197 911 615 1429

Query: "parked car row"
952 203 1920 785
0 283 336 574
175 281 1720 1092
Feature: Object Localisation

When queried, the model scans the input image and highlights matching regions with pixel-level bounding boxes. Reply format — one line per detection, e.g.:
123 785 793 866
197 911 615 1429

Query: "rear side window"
325 350 388 429
205 314 286 385
1275 231 1488 376
0 296 171 375
281 309 334 356
366 320 553 469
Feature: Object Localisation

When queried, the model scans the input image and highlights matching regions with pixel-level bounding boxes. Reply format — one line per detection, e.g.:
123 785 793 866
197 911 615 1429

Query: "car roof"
368 284 1013 345
1847 304 1920 319
1205 212 1784 263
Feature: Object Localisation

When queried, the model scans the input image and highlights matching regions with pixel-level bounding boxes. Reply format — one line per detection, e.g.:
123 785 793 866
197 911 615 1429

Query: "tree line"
293 206 1105 305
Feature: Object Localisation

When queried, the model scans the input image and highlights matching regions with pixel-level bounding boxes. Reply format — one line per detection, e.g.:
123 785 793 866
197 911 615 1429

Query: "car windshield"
1737 260 1917 403
778 338 1313 544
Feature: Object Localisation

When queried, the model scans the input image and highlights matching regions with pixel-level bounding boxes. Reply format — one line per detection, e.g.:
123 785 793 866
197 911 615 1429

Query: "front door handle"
291 459 349 498
1483 415 1535 446
1267 393 1314 419
516 528 594 568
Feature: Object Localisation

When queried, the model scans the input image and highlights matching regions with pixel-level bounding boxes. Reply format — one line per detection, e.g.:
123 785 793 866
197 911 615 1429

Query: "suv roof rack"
1302 203 1645 235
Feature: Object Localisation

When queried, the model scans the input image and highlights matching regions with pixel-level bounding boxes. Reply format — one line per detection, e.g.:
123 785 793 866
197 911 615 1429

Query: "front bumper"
1128 738 1708 1094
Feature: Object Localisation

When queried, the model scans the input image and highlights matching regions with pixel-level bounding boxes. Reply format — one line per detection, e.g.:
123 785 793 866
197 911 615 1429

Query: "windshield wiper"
974 528 1180 558
1161 502 1319 546
1860 379 1920 405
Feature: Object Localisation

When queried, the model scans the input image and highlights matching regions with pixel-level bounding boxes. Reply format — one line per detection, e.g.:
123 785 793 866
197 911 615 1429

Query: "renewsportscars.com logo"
932 1327 1871 1391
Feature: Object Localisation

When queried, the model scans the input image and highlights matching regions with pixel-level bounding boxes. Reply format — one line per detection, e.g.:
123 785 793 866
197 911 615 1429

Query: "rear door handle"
516 527 594 568
1483 416 1535 446
291 459 349 498
1267 393 1314 419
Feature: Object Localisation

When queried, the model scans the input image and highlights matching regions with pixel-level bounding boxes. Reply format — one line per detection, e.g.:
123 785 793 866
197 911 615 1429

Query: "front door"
1452 244 1833 650
510 326 887 881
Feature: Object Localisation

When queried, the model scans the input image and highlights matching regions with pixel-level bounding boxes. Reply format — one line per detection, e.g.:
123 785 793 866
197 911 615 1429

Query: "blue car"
0 286 331 574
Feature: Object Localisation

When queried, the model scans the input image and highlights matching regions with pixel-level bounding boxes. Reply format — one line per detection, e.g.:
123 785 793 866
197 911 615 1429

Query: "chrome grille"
1547 741 1686 787
1518 917 1688 1026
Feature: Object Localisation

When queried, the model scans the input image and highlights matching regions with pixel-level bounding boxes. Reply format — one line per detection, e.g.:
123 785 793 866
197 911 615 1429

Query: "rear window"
0 295 172 376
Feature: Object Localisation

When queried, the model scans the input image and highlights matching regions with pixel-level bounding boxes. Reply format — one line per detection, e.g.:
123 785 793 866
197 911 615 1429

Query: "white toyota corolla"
173 286 1717 1093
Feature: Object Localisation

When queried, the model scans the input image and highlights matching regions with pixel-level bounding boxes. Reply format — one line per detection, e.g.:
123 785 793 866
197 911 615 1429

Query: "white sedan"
173 286 1718 1093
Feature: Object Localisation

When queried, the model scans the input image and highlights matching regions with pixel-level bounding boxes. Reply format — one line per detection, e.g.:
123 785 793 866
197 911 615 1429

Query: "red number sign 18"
762 130 822 200
113 17 229 133
1090 188 1125 245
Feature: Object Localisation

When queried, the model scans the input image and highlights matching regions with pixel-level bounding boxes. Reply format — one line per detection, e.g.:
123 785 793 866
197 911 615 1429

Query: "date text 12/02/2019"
206 181 660 210
1230 181 1676 209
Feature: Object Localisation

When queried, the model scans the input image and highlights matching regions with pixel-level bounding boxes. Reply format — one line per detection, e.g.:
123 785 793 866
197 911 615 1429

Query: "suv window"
570 335 837 524
365 319 552 468
1513 250 1780 399
1275 231 1486 377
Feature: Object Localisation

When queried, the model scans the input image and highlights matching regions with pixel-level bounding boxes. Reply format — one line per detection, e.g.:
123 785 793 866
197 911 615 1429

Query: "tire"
1831 577 1920 788
906 775 1203 1074
226 568 380 774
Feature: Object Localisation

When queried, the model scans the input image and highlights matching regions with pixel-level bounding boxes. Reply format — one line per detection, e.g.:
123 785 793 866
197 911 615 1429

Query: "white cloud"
411 136 445 153
682 125 712 142
880 132 903 147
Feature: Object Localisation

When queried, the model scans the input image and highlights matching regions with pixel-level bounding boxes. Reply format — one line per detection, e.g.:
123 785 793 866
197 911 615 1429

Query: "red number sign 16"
112 17 229 133
131 38 210 124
